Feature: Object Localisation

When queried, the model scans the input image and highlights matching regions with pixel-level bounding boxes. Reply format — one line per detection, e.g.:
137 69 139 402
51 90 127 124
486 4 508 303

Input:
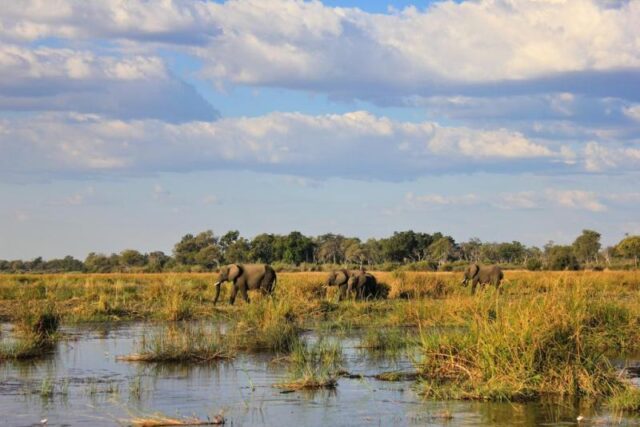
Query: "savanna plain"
2 270 640 426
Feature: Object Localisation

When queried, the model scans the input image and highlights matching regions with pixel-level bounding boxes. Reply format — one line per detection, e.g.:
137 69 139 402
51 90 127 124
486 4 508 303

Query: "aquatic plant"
274 338 342 390
118 324 233 363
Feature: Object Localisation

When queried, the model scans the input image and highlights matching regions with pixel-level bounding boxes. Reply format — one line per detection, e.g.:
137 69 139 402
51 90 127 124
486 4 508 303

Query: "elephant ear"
469 264 480 278
228 264 243 281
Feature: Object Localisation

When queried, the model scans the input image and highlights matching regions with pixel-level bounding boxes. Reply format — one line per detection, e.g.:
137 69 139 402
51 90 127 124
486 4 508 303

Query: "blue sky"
1 0 639 259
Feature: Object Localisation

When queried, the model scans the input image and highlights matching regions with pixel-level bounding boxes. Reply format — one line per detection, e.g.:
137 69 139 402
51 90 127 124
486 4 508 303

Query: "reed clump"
118 324 233 363
359 328 416 353
275 338 342 390
416 288 629 401
229 299 301 353
0 305 60 360
608 387 640 413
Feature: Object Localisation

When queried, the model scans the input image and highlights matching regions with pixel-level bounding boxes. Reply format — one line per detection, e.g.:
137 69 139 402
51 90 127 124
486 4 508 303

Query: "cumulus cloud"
405 192 479 207
584 141 640 172
545 189 607 212
0 44 218 121
495 192 539 210
407 189 614 213
0 111 570 182
1 0 640 101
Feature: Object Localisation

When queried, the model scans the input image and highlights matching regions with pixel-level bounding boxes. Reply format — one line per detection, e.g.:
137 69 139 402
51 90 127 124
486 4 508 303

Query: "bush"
526 259 543 271
546 246 580 271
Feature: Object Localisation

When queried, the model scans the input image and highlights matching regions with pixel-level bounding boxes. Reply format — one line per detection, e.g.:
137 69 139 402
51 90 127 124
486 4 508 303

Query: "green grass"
608 387 640 413
415 289 629 401
275 338 343 390
118 324 234 363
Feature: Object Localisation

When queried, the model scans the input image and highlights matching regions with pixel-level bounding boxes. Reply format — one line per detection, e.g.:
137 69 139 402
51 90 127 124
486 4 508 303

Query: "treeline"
1 230 639 274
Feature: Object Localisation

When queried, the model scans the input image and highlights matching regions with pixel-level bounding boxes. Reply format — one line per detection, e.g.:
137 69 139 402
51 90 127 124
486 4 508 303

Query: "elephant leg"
338 284 346 301
471 279 479 295
229 285 238 305
241 284 250 303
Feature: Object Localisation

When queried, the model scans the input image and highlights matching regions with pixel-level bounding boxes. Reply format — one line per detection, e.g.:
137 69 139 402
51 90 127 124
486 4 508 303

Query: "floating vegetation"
127 413 225 426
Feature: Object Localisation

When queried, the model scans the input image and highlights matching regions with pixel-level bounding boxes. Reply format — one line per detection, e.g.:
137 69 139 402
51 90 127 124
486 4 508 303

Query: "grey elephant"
213 263 277 305
325 269 352 301
347 270 378 300
461 263 503 294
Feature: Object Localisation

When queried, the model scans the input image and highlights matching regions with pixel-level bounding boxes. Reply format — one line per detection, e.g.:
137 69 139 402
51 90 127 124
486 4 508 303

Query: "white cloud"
405 192 479 207
1 0 639 93
623 105 640 122
545 189 607 212
404 188 621 213
0 44 217 121
584 141 640 172
0 111 565 182
495 192 539 210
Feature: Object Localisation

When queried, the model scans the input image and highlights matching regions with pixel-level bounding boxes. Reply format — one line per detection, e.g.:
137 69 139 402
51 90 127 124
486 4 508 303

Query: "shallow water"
1 322 639 427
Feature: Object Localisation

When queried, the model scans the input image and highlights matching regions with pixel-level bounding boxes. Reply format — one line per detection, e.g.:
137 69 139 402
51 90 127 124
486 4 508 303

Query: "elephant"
461 263 503 294
213 263 277 305
347 270 378 300
325 269 352 301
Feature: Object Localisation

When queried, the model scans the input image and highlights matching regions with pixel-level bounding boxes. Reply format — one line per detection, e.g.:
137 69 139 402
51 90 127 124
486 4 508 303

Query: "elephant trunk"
213 281 222 305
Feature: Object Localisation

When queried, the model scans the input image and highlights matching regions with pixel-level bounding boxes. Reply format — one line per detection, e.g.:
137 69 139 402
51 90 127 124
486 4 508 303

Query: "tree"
546 245 580 270
282 231 315 265
194 245 222 270
249 234 276 263
459 238 482 262
224 238 250 263
147 251 170 272
173 231 221 268
616 235 640 267
119 249 146 270
343 238 366 266
84 252 114 273
316 234 346 264
428 237 456 265
572 229 601 264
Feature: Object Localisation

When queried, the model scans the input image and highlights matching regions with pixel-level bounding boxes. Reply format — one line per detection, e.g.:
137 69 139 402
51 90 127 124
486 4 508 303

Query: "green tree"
428 237 456 265
282 231 315 265
119 249 146 270
249 234 276 263
173 231 220 268
546 245 580 270
224 238 251 263
616 235 640 267
572 229 601 264
316 234 346 264
147 251 170 272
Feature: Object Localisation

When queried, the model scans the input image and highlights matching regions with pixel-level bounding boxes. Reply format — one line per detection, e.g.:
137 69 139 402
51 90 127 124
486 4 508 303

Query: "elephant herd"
212 262 503 305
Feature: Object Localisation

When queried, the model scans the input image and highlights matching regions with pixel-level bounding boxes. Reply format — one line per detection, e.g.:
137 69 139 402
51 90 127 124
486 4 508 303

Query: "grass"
608 387 640 413
274 338 343 390
0 305 60 360
117 324 234 363
358 327 415 353
415 288 631 401
2 270 640 402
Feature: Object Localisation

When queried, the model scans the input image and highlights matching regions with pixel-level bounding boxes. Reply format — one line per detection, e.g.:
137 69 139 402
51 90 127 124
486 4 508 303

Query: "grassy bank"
2 271 640 402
